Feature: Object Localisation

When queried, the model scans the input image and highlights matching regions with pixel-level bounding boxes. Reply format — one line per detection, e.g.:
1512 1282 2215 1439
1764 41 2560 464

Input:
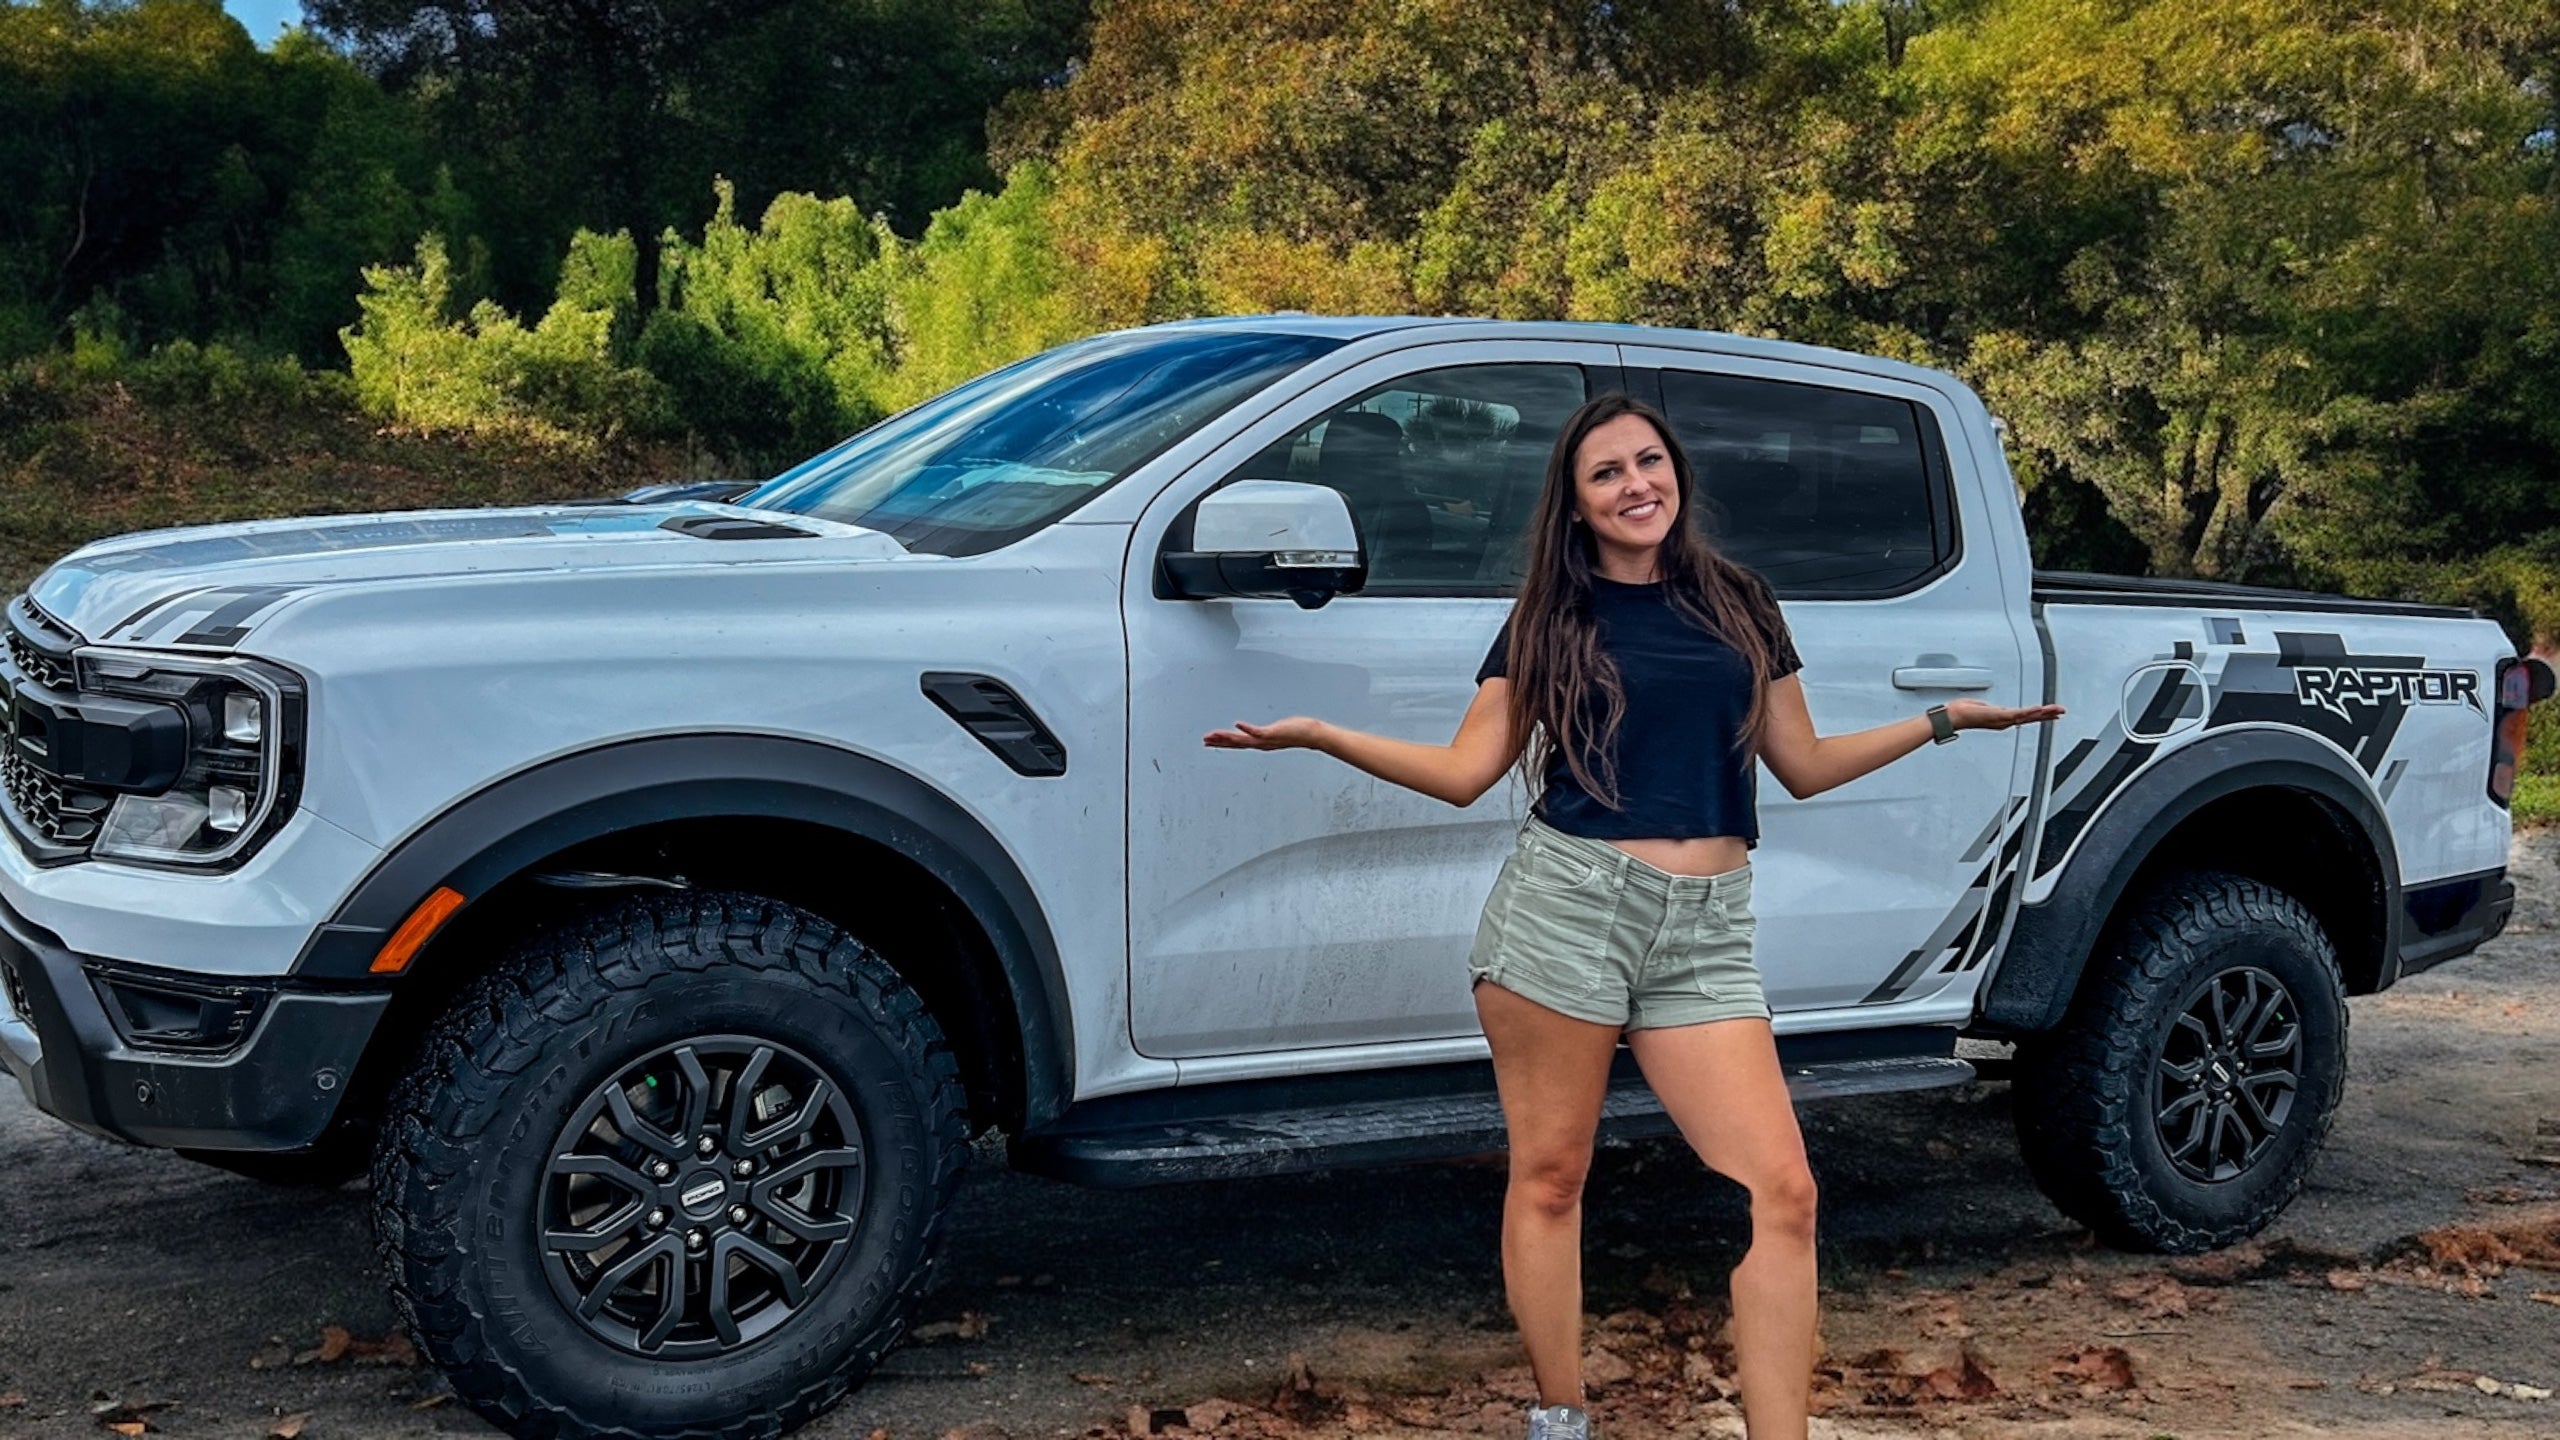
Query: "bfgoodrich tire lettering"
2012 870 2346 1253
371 894 968 1440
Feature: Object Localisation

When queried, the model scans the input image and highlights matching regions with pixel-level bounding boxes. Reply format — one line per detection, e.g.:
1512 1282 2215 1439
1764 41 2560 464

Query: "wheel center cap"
677 1171 730 1218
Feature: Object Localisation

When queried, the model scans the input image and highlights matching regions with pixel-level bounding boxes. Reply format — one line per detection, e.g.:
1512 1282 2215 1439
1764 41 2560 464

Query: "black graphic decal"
1865 796 2029 1004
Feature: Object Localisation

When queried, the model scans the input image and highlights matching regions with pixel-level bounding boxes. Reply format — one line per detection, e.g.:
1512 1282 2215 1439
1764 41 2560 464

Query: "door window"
1224 364 1589 595
1656 370 1957 597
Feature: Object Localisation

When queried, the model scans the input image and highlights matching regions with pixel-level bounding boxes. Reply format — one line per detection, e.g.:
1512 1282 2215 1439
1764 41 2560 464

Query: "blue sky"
223 1 301 43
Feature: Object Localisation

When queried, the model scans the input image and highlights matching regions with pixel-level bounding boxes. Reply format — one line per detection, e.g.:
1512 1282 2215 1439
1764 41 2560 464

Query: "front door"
1122 341 1615 1058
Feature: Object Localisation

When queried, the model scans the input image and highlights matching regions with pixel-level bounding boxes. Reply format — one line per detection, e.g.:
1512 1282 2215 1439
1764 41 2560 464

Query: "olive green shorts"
1468 816 1769 1030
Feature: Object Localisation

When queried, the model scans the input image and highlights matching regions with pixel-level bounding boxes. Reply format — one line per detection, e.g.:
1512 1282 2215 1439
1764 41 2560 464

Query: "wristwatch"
1925 704 1959 745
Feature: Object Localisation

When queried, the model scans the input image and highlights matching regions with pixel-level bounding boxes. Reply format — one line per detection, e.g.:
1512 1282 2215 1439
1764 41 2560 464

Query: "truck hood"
27 502 908 648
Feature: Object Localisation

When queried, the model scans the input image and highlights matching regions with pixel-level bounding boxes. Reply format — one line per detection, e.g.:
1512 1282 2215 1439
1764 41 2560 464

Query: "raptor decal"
2031 624 2461 879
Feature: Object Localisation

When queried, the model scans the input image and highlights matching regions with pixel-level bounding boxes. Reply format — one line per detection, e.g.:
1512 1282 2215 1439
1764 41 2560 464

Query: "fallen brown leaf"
910 1310 994 1343
2052 1345 2139 1393
269 1413 311 1440
315 1324 353 1364
106 1425 145 1438
2107 1274 2195 1318
2532 1292 2560 1307
355 1331 420 1367
2416 1225 2524 1274
2327 1268 2371 1291
1920 1346 2000 1401
1071 1372 1117 1386
0 1392 24 1408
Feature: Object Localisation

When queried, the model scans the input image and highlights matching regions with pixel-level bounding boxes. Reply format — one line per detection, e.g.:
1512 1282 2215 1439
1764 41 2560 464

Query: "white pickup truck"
0 317 2547 1440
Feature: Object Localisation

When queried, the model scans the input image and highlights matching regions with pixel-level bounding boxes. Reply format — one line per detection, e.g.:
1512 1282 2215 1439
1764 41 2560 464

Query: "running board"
1011 1053 1975 1188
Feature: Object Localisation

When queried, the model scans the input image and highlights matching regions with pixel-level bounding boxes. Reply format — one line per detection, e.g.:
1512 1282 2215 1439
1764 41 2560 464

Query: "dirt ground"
3 834 2556 1440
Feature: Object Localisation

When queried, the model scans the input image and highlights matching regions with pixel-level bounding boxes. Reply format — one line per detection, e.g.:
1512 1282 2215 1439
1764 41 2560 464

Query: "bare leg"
1474 980 1621 1409
1625 1018 1817 1440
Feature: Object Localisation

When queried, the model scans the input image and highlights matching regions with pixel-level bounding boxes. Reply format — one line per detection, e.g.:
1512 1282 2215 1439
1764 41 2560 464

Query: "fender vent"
920 673 1066 777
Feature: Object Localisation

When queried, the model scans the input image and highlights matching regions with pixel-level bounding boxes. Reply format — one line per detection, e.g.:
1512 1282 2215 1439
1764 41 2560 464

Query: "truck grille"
1 596 107 859
0 750 109 849
4 630 69 691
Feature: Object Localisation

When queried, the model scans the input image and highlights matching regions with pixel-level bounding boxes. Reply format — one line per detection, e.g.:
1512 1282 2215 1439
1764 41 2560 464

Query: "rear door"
1623 348 2041 1016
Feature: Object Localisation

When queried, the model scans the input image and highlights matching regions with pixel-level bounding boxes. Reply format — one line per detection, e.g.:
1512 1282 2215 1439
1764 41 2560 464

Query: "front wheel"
2013 870 2347 1253
372 894 969 1440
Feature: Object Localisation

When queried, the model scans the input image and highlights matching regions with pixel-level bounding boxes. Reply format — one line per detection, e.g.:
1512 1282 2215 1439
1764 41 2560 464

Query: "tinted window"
1656 370 1954 595
749 330 1343 556
1223 364 1588 595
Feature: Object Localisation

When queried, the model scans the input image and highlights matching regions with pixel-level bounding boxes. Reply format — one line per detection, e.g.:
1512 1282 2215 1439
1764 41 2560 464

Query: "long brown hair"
1503 393 1789 809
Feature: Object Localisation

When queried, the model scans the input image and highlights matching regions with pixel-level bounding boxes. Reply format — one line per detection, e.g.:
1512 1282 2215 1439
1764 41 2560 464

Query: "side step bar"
1012 1052 1975 1188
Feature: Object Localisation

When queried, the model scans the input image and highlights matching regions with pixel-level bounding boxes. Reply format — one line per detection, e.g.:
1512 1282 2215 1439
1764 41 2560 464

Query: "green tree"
307 0 1090 313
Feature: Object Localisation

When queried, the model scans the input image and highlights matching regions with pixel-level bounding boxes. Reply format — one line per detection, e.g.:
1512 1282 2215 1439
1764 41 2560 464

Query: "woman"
1205 394 2062 1440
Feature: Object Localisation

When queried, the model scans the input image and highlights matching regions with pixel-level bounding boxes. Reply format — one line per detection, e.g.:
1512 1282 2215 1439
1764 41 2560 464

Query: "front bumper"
0 894 387 1150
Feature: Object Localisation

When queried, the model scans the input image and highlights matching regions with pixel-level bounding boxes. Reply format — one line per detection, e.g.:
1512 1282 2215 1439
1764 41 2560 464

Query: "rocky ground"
2 832 2555 1440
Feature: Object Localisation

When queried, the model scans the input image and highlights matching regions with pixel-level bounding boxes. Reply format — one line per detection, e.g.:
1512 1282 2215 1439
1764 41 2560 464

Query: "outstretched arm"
1757 675 2063 800
1203 678 1524 808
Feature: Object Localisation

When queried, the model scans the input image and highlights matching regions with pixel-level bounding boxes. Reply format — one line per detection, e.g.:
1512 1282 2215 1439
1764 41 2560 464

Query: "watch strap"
1926 703 1958 744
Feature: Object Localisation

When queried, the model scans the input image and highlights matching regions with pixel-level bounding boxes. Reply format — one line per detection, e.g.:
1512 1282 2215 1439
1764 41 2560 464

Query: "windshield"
745 329 1345 555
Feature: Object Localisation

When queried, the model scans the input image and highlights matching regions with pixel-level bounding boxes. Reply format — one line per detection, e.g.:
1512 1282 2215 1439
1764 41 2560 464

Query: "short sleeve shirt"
1477 575 1801 843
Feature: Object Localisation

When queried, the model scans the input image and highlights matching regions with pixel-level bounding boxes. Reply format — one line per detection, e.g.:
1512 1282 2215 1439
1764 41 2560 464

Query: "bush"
343 233 665 448
124 341 339 412
646 182 904 470
2516 774 2558 829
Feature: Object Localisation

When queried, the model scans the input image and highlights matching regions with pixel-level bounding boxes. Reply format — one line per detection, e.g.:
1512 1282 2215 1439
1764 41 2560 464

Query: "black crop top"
1476 575 1802 844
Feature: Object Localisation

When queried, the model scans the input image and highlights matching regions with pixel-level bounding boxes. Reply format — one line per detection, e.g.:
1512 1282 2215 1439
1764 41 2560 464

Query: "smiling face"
1571 412 1683 576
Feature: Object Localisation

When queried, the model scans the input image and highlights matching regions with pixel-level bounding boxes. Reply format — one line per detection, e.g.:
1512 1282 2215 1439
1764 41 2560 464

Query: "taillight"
2492 656 2556 807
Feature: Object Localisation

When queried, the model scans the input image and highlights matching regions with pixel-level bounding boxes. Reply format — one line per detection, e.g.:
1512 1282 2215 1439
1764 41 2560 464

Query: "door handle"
1892 661 1994 690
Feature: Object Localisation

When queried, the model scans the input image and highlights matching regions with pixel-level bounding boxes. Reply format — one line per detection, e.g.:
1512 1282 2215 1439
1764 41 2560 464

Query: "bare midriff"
1608 834 1751 878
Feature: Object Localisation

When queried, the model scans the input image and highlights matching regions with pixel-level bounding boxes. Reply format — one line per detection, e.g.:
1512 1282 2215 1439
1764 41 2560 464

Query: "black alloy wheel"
2152 966 2302 1183
374 894 969 1440
2014 870 2346 1253
541 1037 864 1357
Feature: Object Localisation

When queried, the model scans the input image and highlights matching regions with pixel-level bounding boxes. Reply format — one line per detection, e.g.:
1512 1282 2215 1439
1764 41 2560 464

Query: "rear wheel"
373 893 968 1440
2013 870 2346 1253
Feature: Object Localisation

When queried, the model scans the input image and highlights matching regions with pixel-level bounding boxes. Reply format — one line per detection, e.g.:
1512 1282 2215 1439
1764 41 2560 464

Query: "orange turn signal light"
372 886 467 975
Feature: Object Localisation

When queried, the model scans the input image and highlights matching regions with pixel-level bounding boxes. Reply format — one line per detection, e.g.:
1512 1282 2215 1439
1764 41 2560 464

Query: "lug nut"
646 1208 667 1229
649 1159 674 1180
686 1228 706 1251
729 1205 750 1226
696 1134 718 1156
732 1157 754 1177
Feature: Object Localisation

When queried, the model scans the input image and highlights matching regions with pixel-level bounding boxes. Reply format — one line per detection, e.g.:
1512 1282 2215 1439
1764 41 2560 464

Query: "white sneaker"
1526 1403 1590 1440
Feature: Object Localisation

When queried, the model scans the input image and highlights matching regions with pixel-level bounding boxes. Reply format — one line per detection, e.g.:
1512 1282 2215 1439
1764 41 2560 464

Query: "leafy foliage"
343 232 663 448
8 0 2560 666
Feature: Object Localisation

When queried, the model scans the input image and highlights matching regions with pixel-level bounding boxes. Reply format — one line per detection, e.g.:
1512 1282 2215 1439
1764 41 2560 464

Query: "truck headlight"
73 649 303 867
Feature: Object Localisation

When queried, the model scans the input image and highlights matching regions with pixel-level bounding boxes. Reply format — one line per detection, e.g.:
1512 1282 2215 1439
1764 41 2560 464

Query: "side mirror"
1163 480 1368 610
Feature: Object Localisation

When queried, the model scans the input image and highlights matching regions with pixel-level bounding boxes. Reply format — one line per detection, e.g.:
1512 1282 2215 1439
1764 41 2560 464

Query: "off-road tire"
2013 870 2346 1253
371 893 968 1440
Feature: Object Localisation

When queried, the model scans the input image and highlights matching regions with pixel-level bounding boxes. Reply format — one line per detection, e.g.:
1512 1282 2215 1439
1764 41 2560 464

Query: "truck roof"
1134 314 1959 393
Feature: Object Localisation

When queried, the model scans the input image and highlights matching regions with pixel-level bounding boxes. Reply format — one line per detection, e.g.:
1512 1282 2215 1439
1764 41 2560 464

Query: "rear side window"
1655 370 1958 597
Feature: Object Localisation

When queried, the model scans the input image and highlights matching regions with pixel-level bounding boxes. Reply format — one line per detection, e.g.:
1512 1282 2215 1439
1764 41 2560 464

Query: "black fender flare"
1980 727 2398 1033
292 734 1073 1127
